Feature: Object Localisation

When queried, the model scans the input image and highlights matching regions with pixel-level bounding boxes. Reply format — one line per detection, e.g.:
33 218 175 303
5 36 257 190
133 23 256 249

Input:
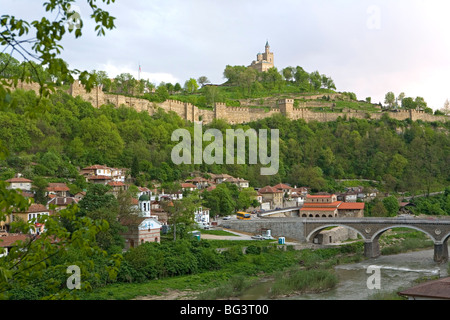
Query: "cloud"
98 62 180 85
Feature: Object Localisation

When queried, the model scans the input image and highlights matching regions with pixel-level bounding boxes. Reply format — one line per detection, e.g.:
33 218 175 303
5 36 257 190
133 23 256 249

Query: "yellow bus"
237 212 251 220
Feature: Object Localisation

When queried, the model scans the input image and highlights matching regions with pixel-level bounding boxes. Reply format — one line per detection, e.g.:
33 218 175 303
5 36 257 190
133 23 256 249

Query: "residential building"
81 164 127 183
208 173 233 184
0 233 29 257
47 197 79 211
273 183 292 196
12 203 50 235
46 183 70 198
185 177 209 189
181 183 196 192
194 207 210 225
258 186 284 209
5 177 33 191
223 177 250 189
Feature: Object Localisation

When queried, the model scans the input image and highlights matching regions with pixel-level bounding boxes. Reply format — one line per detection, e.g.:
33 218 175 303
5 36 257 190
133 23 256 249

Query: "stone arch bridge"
304 217 450 263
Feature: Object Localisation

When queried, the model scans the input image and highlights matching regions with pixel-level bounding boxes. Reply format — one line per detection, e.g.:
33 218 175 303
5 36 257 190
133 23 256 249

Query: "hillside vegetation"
1 88 449 197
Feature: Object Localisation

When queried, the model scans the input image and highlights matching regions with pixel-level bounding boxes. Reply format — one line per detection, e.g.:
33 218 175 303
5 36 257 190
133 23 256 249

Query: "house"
208 173 233 184
107 181 128 196
5 177 33 191
81 165 127 183
273 183 292 195
258 186 284 209
337 192 358 203
12 203 50 235
86 175 112 185
398 277 450 300
194 207 210 225
223 177 249 189
74 191 86 201
0 233 30 257
181 183 196 192
47 197 79 211
185 177 209 189
291 187 309 196
46 183 70 198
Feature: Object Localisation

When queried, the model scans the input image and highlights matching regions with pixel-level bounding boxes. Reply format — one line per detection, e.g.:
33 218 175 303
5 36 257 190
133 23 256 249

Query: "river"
240 247 449 300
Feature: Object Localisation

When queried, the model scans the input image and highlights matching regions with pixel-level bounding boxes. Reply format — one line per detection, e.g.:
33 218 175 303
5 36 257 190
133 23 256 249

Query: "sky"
2 0 450 109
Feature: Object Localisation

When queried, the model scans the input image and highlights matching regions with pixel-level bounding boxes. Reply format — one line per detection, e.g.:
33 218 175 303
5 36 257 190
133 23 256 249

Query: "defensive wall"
7 80 449 125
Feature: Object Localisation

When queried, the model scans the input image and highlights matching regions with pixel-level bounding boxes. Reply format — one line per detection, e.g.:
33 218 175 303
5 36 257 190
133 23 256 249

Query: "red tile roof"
307 194 335 198
259 186 283 194
0 234 29 247
273 183 292 190
47 183 70 192
107 181 126 186
300 207 337 212
303 201 342 208
6 177 32 183
181 183 196 188
338 202 365 210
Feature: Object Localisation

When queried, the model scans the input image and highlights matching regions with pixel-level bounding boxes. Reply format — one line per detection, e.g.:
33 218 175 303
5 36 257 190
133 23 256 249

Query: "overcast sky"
2 0 450 109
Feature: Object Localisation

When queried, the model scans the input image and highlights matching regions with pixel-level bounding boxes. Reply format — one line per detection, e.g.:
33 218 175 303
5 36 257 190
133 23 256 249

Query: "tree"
440 99 450 116
382 196 400 217
415 97 427 110
384 92 396 109
0 0 117 99
237 187 259 211
31 176 48 205
131 155 139 179
197 76 210 88
161 195 200 241
282 67 294 82
0 0 121 300
402 97 417 110
308 71 322 91
184 78 199 94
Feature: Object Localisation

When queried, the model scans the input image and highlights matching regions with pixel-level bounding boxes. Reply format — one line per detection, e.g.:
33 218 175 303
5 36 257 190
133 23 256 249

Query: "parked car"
251 235 264 240
222 216 231 220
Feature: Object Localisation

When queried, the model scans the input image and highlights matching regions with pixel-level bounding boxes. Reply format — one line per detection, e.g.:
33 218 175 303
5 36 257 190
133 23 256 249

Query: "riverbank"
81 228 446 301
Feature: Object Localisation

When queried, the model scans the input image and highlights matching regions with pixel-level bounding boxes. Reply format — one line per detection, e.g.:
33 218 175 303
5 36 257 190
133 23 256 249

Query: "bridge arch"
306 224 366 243
370 225 438 243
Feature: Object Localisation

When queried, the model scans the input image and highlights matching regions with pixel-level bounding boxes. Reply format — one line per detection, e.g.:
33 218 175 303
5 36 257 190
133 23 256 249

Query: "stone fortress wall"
8 80 449 125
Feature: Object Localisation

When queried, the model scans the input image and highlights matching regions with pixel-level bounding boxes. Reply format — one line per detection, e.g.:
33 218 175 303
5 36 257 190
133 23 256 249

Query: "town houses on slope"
1 164 380 253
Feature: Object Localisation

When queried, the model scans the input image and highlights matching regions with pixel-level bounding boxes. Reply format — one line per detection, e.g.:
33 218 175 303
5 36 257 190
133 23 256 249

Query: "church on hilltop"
249 41 274 72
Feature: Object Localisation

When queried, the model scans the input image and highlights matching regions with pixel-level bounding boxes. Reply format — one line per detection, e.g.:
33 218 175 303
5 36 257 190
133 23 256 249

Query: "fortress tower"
250 41 275 72
278 99 294 118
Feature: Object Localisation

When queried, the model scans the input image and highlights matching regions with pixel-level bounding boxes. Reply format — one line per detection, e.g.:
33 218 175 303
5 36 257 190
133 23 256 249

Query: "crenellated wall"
8 81 449 125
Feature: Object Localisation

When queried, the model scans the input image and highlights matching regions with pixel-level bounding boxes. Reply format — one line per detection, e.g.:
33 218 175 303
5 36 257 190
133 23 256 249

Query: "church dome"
139 194 150 201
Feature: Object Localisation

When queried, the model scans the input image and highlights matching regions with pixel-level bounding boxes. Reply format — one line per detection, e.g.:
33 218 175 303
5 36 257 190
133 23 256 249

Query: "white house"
194 207 210 225
5 177 33 191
